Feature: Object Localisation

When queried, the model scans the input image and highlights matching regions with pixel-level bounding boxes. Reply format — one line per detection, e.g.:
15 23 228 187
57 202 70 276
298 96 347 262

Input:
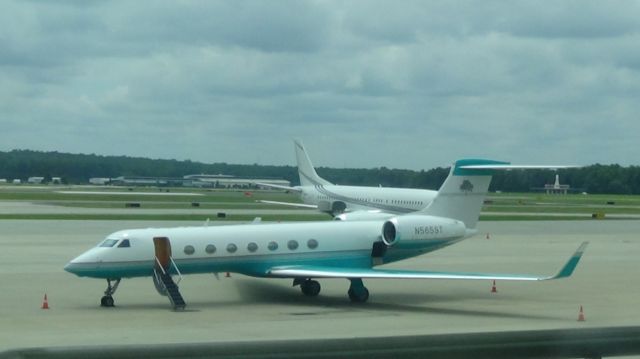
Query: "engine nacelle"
381 215 467 246
318 200 347 215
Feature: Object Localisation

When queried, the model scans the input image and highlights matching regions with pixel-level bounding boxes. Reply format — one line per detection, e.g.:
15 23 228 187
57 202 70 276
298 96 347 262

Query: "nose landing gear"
100 278 121 307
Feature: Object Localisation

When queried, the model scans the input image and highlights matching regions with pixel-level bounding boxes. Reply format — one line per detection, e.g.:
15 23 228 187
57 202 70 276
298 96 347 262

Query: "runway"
0 219 639 351
0 201 314 216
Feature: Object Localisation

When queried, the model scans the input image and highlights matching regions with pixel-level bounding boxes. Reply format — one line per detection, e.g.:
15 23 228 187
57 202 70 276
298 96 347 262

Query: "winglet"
548 242 589 280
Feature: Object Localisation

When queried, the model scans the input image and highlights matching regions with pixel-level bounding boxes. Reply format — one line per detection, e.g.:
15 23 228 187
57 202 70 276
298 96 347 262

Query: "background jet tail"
294 140 333 186
420 159 508 229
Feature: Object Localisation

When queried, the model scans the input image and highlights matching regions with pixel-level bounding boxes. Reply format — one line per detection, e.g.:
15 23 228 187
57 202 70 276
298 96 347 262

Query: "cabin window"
307 239 318 249
247 242 258 252
99 239 118 247
184 245 195 255
117 239 131 248
267 241 278 251
226 243 238 253
205 244 216 254
287 240 299 251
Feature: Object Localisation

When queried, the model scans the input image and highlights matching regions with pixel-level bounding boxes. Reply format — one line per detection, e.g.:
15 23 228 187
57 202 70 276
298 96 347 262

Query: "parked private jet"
257 140 440 220
65 159 586 309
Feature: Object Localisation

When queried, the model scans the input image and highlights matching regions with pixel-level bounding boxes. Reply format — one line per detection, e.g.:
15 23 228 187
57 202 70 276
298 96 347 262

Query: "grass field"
0 185 638 221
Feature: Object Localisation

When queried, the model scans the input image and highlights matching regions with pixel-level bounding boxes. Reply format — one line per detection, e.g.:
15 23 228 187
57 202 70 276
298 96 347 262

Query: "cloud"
1 1 639 170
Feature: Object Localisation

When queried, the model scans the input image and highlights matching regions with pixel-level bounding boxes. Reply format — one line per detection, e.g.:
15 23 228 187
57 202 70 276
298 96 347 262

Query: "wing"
258 200 319 209
254 182 303 192
334 210 395 221
268 242 588 281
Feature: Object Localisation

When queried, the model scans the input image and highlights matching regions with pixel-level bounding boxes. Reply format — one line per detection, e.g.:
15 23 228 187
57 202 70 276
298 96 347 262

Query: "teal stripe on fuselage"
68 250 372 279
66 261 154 279
67 239 459 279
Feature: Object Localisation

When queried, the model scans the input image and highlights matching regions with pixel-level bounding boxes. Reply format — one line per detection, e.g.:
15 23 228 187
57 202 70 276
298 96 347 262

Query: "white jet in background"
257 140 440 220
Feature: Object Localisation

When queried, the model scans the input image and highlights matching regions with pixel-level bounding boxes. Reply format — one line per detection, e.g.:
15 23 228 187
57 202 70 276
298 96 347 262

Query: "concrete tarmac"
1 219 639 351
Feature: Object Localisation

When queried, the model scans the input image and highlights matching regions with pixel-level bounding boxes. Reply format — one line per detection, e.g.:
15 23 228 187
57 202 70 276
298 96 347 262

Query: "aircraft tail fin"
294 140 332 186
420 159 507 229
421 160 577 229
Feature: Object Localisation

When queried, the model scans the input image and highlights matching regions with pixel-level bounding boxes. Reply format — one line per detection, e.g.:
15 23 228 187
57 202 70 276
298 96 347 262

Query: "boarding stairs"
154 257 186 310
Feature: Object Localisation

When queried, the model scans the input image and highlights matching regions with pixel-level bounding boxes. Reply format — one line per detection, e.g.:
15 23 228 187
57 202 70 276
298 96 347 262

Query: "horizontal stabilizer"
460 165 580 170
268 242 588 281
258 200 318 209
254 182 302 192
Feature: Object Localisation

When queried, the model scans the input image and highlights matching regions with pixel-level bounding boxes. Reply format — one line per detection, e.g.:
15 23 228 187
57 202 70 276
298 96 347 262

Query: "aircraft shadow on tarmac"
221 280 559 321
80 279 558 321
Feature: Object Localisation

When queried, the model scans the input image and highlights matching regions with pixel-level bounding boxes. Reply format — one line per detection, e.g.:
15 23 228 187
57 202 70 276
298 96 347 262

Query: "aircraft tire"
101 295 115 307
301 280 321 297
348 287 369 303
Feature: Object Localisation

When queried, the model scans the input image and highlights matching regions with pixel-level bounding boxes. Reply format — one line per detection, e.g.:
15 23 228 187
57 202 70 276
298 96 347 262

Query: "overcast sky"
1 1 639 170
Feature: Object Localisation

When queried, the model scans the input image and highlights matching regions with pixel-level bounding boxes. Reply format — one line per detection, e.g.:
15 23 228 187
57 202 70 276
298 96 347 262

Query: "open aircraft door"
153 236 172 273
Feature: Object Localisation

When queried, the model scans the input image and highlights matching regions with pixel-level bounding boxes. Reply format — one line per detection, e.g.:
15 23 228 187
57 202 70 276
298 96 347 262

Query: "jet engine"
381 215 467 246
318 200 347 215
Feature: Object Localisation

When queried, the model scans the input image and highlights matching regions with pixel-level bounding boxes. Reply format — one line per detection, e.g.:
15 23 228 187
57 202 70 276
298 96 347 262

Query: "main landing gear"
294 278 321 297
293 278 370 303
348 278 369 303
100 278 121 307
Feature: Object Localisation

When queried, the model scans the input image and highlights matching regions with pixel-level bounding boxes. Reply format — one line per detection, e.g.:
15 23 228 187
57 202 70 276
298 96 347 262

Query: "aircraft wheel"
348 287 369 303
301 280 321 297
101 295 115 307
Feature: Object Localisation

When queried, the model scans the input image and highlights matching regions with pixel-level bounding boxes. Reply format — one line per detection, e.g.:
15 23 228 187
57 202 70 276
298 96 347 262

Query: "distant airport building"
51 177 62 184
28 176 45 184
0 179 6 184
89 178 112 185
183 174 290 189
13 179 22 184
110 176 184 187
100 174 290 189
544 175 570 194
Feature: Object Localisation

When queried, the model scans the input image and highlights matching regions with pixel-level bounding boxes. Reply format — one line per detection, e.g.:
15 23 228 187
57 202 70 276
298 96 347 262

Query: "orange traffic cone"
41 294 50 309
578 305 585 322
225 272 231 278
491 280 497 293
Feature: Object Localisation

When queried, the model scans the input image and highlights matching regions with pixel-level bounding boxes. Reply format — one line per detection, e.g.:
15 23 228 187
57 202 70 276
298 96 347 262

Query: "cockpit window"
117 239 131 248
99 239 119 247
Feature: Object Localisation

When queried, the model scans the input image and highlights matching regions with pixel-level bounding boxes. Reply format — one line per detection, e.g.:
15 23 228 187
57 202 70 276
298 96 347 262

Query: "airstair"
154 257 186 310
153 236 186 310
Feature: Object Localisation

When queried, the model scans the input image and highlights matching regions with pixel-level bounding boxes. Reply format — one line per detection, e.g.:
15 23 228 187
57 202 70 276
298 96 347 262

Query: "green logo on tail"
460 179 474 193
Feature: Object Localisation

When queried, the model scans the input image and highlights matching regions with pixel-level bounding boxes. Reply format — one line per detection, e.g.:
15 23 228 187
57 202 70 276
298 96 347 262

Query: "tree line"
0 149 639 195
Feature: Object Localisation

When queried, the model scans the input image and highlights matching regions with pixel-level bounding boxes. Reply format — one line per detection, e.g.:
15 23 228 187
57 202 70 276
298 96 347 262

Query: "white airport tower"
545 174 570 194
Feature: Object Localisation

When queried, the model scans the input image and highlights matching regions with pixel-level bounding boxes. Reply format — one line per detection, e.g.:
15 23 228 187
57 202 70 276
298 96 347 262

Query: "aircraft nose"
64 249 101 276
63 261 78 274
64 254 86 275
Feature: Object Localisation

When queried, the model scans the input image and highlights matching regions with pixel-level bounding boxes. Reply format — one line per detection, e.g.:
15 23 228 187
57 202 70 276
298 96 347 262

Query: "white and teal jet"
65 159 587 308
